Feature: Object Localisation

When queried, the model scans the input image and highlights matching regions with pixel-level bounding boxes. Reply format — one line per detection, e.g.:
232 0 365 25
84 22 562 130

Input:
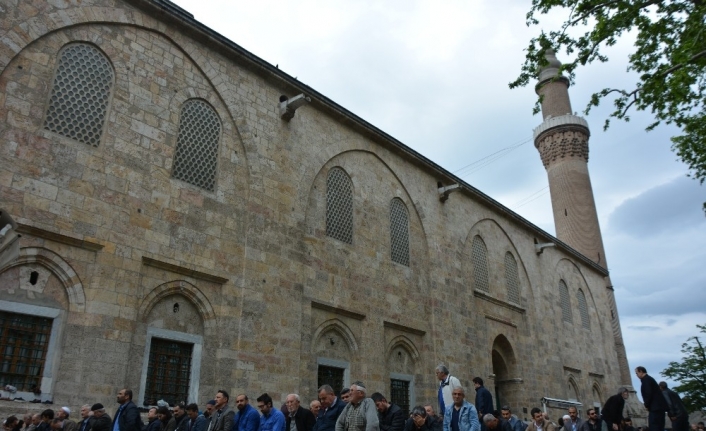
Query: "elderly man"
602 388 628 431
234 394 260 431
371 393 405 431
286 394 316 431
482 415 511 431
55 408 76 431
562 408 582 431
258 393 285 431
311 401 322 419
436 366 461 418
443 387 479 431
113 389 143 431
210 390 235 431
91 404 112 431
315 385 346 431
75 406 93 431
335 382 379 431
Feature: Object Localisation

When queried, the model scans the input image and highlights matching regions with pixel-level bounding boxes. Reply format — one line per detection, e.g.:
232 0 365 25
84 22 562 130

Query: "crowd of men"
1 365 698 431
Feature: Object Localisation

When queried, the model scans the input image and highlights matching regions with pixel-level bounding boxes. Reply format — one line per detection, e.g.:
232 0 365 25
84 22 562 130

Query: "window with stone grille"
317 365 345 396
171 99 221 191
390 379 410 417
43 43 114 147
326 167 353 244
0 311 52 392
577 289 590 329
144 338 193 406
471 235 490 292
559 280 573 323
390 198 410 266
504 252 521 304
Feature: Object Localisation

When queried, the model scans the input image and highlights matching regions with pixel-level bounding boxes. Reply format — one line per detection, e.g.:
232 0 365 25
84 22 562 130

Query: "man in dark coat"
313 385 345 431
113 389 143 431
145 408 162 431
404 406 442 431
184 404 207 431
659 382 688 431
285 394 316 431
90 405 112 431
602 387 629 431
76 406 94 431
371 393 405 431
482 414 512 431
635 367 668 431
473 378 493 431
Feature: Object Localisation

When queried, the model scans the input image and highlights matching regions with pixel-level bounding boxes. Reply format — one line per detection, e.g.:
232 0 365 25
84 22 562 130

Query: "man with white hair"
435 366 461 417
286 394 316 431
443 387 479 431
335 382 379 431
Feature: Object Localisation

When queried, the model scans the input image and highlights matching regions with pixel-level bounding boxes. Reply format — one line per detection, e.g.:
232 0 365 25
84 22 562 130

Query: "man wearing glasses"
578 409 606 431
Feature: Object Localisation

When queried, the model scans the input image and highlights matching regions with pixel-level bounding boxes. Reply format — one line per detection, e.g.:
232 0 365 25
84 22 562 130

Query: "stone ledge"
16 223 104 251
484 314 517 328
474 290 525 314
533 114 589 140
311 300 366 320
141 256 229 284
383 320 426 336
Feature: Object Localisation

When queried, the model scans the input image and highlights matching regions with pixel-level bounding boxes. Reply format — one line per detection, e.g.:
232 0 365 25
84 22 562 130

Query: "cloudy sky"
171 0 706 397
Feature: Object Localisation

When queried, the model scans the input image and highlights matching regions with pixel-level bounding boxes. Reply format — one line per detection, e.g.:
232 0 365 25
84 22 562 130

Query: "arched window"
471 236 490 292
578 289 591 329
43 43 114 147
559 279 572 323
504 252 520 304
389 198 409 266
326 167 353 244
172 99 222 191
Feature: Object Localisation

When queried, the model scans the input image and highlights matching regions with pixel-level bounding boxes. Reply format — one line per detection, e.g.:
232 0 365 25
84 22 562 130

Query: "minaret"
534 50 636 391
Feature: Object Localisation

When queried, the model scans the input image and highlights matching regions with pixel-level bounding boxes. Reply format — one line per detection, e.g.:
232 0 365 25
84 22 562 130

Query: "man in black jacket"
659 382 688 431
90 405 112 431
285 394 316 431
113 389 143 431
371 393 405 431
635 367 668 431
602 387 629 431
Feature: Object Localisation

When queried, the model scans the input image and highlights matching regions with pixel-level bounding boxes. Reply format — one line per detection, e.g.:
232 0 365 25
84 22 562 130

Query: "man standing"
562 408 582 431
90 405 112 431
436 366 461 418
234 394 260 431
500 406 526 431
145 408 162 431
473 379 493 431
659 382 688 431
257 393 285 431
602 388 628 431
578 409 605 431
113 389 142 431
285 394 316 431
635 367 668 431
184 404 207 431
482 415 512 431
335 382 379 431
526 408 554 431
315 385 346 431
371 393 405 431
442 387 480 431
209 390 235 431
75 406 93 431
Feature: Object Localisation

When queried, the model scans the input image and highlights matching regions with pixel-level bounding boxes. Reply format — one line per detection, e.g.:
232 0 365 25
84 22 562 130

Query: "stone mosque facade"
0 0 643 422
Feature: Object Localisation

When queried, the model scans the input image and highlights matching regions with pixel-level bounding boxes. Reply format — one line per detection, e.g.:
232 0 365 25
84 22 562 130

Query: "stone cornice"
141 256 229 284
533 114 590 141
16 223 104 251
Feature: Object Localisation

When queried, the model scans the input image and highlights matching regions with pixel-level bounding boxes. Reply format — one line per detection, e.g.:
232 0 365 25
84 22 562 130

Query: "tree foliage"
662 324 706 413
509 0 706 211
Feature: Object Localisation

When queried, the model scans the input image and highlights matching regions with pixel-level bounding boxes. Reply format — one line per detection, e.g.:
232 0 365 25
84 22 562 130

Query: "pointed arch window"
504 252 521 304
172 99 222 191
471 235 490 292
326 167 353 244
389 198 409 266
559 279 572 323
44 43 114 147
578 289 591 329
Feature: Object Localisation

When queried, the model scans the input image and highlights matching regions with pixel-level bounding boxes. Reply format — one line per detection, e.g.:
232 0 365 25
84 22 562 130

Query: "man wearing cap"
335 382 379 431
91 404 112 431
602 388 628 431
57 408 76 431
113 389 142 431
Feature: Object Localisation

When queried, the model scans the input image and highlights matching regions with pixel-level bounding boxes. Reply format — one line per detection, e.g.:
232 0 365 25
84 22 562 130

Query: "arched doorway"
492 335 519 411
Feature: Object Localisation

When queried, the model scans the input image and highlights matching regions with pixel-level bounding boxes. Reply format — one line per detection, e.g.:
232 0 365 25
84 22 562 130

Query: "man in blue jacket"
443 388 480 431
233 395 260 431
185 404 207 431
314 385 345 431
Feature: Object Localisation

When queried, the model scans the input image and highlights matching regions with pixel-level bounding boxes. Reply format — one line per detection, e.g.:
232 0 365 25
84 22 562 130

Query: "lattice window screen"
390 198 410 266
471 235 490 292
43 44 114 146
172 99 221 191
504 252 521 304
559 279 573 323
326 167 353 244
577 289 591 329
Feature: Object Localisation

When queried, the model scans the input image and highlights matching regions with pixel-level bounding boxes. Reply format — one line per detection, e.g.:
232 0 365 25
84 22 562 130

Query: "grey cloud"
628 325 661 331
